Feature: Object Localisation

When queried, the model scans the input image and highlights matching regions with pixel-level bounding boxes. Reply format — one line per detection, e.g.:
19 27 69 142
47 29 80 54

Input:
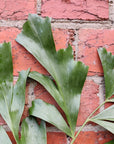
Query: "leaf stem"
70 100 108 144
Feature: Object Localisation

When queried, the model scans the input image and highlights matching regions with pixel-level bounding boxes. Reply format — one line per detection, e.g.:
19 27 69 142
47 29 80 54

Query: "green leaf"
105 140 114 144
98 48 114 99
20 117 46 144
91 119 114 134
0 126 12 144
0 42 13 114
0 42 30 143
29 71 64 111
90 105 114 134
29 99 72 137
16 14 88 135
91 105 114 121
95 48 114 134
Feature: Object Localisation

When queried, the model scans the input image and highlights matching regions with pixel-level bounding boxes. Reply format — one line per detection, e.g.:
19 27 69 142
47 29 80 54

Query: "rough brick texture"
7 131 16 144
72 131 114 144
77 80 99 126
41 0 109 20
0 0 37 20
78 29 114 75
47 132 67 144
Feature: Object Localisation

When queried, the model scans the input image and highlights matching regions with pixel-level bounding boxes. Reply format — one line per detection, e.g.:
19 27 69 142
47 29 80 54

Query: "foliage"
89 48 114 133
16 14 88 138
71 48 114 143
0 42 46 144
16 14 114 143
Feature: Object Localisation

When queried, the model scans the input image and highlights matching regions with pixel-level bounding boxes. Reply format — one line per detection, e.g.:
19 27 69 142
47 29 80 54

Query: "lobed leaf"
16 14 88 135
98 48 114 99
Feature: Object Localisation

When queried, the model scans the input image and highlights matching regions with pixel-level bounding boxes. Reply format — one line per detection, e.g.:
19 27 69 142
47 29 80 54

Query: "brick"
0 27 71 76
0 0 37 20
52 28 68 51
77 80 99 126
52 28 75 51
0 115 6 125
41 0 109 20
71 131 114 144
7 131 16 144
25 81 30 105
78 29 114 75
47 132 67 144
21 105 29 122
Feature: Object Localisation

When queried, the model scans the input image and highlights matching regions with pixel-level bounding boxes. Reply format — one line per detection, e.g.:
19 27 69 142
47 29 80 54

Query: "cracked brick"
41 0 109 20
47 132 67 144
78 29 114 75
77 80 99 126
0 0 37 20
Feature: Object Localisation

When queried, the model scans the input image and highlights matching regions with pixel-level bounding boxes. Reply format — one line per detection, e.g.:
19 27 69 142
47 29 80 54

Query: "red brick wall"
0 0 114 143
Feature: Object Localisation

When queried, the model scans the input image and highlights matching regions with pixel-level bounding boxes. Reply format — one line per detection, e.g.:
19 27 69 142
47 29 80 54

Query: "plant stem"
70 100 107 144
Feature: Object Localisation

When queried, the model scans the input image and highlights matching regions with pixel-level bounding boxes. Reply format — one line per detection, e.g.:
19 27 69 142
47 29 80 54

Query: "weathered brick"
41 0 109 20
71 131 114 144
7 131 16 144
0 27 71 76
77 80 99 126
21 105 29 122
0 0 37 20
53 28 68 51
47 132 67 144
78 29 114 75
